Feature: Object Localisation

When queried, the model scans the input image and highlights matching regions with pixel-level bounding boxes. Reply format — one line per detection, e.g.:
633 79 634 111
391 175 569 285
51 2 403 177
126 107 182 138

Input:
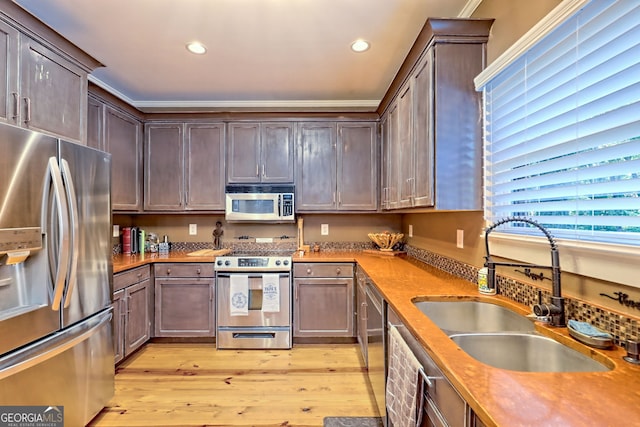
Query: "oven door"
216 273 291 327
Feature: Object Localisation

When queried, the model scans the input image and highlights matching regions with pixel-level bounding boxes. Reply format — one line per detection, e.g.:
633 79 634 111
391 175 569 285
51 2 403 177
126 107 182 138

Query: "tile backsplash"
406 245 639 348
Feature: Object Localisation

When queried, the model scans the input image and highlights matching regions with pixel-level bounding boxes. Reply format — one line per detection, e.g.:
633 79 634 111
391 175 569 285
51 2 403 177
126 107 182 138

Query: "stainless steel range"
215 253 292 349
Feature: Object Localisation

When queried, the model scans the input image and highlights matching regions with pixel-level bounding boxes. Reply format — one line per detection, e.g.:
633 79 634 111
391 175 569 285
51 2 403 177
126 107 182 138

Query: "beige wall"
113 213 401 246
472 0 563 65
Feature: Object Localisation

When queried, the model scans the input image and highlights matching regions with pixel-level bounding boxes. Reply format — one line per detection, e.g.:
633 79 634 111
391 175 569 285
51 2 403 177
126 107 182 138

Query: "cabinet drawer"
114 266 150 291
154 263 214 278
294 263 354 278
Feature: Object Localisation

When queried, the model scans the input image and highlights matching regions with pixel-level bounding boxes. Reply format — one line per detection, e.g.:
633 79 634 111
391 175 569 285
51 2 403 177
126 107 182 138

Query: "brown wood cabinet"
0 5 100 143
87 92 144 211
293 263 355 338
154 263 215 337
227 121 294 183
144 122 225 211
296 122 377 211
380 19 492 211
113 266 152 364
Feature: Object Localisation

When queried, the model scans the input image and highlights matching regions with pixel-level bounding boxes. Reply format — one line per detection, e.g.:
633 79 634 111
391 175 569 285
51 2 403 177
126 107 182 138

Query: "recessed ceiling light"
351 39 370 53
186 42 207 55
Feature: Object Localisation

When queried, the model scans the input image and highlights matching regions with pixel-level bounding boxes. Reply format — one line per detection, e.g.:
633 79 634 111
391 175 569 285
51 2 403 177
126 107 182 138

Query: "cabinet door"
86 96 103 150
337 122 377 210
261 122 294 182
295 122 337 211
412 50 435 207
106 106 143 211
0 20 18 125
154 279 215 337
227 122 260 183
124 279 151 357
144 123 183 210
293 277 354 337
185 123 225 210
397 81 414 208
20 36 86 142
112 289 125 364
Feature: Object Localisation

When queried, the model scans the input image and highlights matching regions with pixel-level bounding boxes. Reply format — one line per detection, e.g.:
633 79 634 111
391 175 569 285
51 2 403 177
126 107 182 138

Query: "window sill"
487 232 640 288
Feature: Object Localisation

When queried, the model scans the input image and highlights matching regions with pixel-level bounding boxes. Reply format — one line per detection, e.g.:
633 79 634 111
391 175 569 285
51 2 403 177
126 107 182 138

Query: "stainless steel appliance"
0 123 113 426
215 253 292 349
225 184 295 223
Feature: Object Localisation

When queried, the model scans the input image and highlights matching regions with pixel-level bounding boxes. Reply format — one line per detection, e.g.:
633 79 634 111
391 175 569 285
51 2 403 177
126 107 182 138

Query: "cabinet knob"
306 268 312 275
196 268 201 275
166 268 171 275
336 268 341 275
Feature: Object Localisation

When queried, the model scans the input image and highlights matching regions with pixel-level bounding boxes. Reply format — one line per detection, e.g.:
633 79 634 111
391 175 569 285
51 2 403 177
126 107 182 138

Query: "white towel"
261 274 280 312
229 275 249 316
386 325 422 427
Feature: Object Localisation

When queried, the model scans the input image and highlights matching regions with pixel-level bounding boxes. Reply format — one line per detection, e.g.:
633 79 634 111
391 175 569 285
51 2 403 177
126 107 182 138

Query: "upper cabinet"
87 91 144 211
144 122 225 211
227 122 294 183
380 18 493 211
296 121 377 211
0 4 101 143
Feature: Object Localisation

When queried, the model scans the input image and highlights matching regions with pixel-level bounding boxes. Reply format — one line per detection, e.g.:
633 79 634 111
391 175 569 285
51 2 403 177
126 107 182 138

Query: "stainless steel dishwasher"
366 282 386 420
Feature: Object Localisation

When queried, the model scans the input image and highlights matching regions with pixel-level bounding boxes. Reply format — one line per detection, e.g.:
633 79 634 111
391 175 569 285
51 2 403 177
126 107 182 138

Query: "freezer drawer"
0 309 114 426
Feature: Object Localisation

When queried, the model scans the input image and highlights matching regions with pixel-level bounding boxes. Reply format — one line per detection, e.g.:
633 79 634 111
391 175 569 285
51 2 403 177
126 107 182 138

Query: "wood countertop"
112 250 640 426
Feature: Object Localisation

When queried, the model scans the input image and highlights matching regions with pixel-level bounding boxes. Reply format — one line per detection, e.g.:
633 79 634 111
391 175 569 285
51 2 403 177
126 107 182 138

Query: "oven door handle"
216 273 290 278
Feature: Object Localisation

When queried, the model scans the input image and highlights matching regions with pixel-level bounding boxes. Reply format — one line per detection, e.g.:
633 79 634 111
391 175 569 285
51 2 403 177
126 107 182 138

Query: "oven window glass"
248 289 263 310
232 199 275 214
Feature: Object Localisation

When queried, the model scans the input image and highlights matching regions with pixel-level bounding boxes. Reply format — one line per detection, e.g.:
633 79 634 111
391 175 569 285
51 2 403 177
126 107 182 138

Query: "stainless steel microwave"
225 185 295 222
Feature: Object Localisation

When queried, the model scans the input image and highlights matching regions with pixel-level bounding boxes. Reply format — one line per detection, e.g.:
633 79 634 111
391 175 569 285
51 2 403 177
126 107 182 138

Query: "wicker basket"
368 232 404 251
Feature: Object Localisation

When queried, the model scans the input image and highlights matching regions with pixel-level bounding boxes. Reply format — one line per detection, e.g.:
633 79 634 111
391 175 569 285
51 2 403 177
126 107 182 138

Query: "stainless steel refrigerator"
0 123 114 426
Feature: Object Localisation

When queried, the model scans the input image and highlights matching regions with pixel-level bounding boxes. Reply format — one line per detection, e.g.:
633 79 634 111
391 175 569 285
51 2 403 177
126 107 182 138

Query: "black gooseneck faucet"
484 217 565 327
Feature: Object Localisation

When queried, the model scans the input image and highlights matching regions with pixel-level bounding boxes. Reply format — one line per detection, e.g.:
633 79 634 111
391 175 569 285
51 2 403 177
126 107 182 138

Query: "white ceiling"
14 0 476 112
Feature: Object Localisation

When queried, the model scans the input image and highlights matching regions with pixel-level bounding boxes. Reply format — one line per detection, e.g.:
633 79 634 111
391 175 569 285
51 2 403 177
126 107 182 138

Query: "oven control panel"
215 255 291 272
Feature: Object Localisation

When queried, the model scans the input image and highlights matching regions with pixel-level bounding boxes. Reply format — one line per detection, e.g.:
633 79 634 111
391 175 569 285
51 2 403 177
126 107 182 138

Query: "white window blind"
482 0 640 246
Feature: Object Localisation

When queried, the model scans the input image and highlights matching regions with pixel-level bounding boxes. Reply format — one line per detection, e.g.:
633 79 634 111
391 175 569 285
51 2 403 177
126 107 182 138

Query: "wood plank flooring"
89 343 379 427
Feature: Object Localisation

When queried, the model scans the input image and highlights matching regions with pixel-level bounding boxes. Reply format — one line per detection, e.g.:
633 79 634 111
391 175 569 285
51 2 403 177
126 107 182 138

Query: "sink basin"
413 301 535 334
450 333 610 372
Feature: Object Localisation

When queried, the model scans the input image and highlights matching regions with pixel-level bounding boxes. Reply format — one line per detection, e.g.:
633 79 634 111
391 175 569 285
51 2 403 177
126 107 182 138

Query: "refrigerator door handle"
43 157 71 311
60 158 79 309
0 309 113 380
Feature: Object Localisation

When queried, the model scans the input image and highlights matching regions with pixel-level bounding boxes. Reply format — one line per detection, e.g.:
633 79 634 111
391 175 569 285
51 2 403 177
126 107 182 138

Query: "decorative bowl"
368 232 404 251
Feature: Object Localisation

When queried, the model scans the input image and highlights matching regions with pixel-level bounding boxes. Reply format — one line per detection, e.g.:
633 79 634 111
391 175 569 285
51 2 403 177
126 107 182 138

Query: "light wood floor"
89 343 379 427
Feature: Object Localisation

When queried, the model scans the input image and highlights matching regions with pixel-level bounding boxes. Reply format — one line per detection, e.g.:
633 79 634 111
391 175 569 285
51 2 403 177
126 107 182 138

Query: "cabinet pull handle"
256 164 259 177
262 164 265 178
11 92 19 120
24 97 31 124
338 192 341 206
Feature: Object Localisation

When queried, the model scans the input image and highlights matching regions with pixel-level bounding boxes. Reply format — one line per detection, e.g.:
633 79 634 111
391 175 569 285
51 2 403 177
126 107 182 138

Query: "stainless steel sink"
413 301 535 334
449 333 610 372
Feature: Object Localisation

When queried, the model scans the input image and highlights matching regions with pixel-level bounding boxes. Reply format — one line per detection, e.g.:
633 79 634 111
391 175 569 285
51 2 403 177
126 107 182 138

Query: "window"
478 0 640 247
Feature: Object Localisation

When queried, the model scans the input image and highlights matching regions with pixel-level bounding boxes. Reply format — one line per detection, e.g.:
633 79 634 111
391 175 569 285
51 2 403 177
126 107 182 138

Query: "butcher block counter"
112 250 640 426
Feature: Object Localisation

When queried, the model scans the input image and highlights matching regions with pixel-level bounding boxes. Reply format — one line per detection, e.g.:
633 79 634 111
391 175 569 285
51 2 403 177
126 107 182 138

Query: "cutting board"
186 248 231 257
363 249 406 257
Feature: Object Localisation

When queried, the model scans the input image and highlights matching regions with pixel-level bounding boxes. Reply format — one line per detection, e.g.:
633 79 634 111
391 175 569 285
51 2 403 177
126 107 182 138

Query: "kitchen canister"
478 267 495 295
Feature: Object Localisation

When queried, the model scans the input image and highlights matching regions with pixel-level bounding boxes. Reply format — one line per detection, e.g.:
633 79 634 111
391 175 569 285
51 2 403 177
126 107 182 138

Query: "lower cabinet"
113 266 152 364
154 263 215 337
293 263 355 338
